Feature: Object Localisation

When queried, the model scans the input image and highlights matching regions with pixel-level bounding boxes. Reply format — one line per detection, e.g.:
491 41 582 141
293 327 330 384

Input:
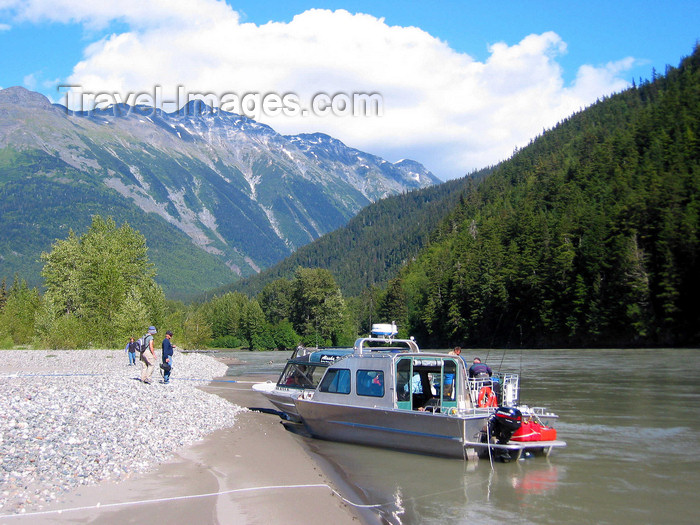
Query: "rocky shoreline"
0 349 244 515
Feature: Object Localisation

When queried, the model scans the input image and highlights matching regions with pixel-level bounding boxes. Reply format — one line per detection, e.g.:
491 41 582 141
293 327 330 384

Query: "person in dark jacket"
161 330 174 384
468 357 492 379
126 337 137 366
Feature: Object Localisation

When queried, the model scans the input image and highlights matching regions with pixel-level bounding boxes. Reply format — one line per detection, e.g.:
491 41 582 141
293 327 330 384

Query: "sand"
2 373 367 524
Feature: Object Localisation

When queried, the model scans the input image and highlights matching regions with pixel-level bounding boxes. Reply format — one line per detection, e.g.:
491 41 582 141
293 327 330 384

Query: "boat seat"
413 393 433 410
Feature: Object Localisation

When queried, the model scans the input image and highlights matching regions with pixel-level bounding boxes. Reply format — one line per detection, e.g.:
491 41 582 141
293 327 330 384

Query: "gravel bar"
0 349 244 515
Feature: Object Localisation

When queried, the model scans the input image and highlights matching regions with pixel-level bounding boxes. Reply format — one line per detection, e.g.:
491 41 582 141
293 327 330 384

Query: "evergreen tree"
397 48 700 347
290 267 346 346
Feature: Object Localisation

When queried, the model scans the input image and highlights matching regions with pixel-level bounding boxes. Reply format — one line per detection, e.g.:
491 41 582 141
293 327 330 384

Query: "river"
222 348 700 524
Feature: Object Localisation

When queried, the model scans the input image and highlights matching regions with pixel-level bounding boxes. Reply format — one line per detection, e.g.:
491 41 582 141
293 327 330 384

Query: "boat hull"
294 398 489 458
252 382 306 422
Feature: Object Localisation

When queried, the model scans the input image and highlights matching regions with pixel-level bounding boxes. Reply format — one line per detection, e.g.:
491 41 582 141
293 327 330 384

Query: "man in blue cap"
140 326 157 384
161 330 174 384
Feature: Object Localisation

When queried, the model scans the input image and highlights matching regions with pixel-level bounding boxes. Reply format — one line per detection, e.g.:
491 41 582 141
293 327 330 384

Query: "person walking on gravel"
140 326 157 384
126 336 137 366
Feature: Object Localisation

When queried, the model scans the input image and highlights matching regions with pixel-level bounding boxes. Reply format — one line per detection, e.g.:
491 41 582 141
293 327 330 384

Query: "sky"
0 1 698 180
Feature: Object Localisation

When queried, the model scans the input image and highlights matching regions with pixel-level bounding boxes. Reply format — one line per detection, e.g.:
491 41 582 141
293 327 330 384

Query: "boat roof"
292 344 418 365
352 336 420 354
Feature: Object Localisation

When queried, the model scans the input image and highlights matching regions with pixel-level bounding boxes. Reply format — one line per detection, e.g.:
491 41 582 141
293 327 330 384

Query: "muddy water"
224 348 700 524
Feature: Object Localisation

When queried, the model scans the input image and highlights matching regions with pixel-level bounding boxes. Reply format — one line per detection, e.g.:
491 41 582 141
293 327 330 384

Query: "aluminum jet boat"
291 325 566 460
253 323 418 422
252 345 355 422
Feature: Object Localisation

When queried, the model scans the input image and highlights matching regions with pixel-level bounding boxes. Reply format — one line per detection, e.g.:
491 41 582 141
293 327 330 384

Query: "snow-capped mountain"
0 87 440 296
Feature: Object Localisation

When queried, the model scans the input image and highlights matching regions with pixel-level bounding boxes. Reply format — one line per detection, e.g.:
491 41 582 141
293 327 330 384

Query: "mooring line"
0 373 261 384
0 482 384 519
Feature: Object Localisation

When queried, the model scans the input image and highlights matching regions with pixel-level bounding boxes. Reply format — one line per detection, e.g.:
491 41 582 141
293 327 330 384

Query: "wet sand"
7 375 366 524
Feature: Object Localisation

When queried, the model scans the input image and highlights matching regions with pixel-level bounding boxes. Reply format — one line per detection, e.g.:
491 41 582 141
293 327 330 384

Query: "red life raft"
511 420 557 442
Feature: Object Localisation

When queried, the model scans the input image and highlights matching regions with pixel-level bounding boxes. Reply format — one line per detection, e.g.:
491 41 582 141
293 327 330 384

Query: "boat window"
278 363 324 389
319 368 351 394
396 359 411 402
442 359 457 401
356 370 384 397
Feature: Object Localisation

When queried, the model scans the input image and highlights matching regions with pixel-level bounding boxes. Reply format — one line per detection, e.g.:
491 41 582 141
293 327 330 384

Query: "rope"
0 373 260 384
0 482 385 520
486 419 494 470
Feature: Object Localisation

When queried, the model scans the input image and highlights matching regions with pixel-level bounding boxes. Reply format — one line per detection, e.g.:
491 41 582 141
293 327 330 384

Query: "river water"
222 348 700 524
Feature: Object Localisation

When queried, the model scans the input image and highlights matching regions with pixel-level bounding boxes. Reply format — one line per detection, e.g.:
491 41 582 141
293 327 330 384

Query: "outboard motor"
489 406 522 443
486 406 522 462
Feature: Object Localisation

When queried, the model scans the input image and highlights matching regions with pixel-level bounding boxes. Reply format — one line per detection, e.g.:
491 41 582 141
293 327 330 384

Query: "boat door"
395 355 459 413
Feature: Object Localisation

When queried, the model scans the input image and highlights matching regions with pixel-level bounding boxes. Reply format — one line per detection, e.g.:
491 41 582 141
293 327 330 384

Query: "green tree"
0 276 40 345
241 299 266 350
39 216 164 347
203 292 248 339
376 278 409 336
258 278 293 325
182 308 213 349
271 320 299 350
0 277 7 312
290 267 347 346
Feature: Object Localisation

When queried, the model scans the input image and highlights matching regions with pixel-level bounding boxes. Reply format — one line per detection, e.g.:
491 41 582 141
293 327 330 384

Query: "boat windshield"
277 362 326 389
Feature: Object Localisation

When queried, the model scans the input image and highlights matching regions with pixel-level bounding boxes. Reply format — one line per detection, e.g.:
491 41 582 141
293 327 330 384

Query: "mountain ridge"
0 86 440 297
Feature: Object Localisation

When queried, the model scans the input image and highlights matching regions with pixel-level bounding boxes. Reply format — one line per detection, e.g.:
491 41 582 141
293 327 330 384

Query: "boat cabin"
312 352 476 412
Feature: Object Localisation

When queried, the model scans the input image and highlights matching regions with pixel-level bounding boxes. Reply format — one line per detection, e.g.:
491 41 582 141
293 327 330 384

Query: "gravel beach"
0 349 244 516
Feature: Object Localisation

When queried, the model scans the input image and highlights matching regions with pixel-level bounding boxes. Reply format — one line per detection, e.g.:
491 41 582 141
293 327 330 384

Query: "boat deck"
465 438 567 461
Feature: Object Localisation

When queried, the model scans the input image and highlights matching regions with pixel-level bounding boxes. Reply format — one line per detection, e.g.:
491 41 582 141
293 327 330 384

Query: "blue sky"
1 1 698 179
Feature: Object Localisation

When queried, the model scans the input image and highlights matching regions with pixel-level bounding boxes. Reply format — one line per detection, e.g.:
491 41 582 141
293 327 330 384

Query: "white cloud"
23 73 37 90
4 1 635 179
1 0 235 29
0 22 11 31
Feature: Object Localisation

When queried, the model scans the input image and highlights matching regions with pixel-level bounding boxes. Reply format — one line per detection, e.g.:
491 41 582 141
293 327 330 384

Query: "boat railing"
352 336 420 354
467 373 519 407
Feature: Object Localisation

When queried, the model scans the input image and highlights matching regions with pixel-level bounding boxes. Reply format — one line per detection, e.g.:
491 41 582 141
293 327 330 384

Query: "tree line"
3 48 699 350
0 216 385 350
386 46 700 348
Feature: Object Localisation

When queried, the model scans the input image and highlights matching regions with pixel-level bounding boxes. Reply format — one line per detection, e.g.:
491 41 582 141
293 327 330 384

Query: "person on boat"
285 365 309 387
403 373 423 395
444 346 462 397
468 357 492 380
370 372 384 395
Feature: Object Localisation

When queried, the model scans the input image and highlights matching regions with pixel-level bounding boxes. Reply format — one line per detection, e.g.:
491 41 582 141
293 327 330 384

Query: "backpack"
136 335 150 354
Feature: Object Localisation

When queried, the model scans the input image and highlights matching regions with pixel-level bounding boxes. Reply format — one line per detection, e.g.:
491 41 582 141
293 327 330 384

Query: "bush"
209 335 243 349
271 320 299 350
39 314 91 350
0 333 15 350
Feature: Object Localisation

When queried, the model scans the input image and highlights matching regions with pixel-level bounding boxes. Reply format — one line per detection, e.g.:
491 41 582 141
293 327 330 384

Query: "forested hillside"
225 171 490 298
0 171 238 300
397 47 700 347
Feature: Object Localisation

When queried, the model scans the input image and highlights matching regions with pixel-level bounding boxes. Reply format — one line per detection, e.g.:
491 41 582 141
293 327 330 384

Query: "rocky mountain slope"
0 87 439 297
